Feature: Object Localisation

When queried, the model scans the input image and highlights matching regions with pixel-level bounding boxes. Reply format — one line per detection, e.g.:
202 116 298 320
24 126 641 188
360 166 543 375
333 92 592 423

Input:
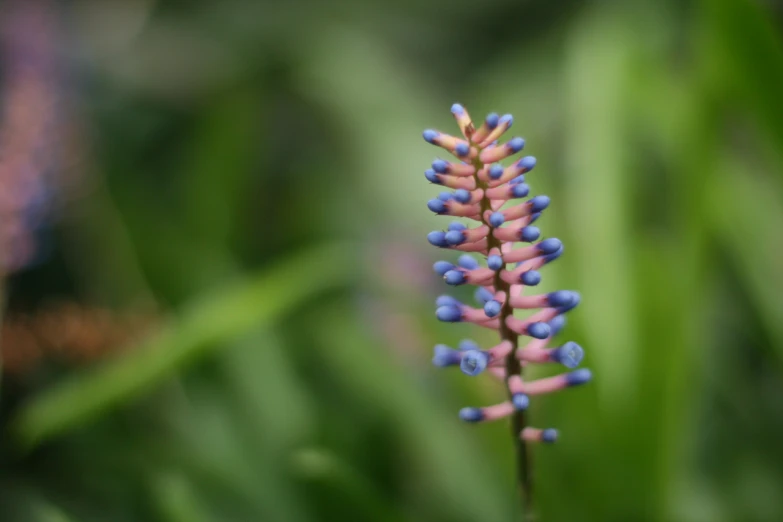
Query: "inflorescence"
424 104 592 445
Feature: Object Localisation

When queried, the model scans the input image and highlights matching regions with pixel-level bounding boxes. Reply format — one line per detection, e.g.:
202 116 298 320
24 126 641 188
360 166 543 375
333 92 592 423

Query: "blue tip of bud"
485 113 499 129
566 368 592 386
436 305 463 322
458 339 480 351
507 137 525 152
537 238 562 254
518 156 537 171
427 199 447 214
460 350 490 376
529 212 542 224
512 393 530 410
453 189 471 204
432 159 449 173
510 175 525 185
432 344 461 367
433 261 455 275
483 300 502 318
455 143 470 157
520 270 541 286
487 255 504 271
551 341 584 369
542 429 559 443
519 226 540 242
445 230 466 245
448 222 467 231
457 254 479 270
489 212 505 227
423 129 438 143
435 295 461 307
530 195 550 212
474 287 494 304
444 270 467 285
489 164 504 179
557 291 580 312
548 314 566 335
438 192 454 202
547 290 575 308
459 407 484 423
527 322 551 339
425 169 441 184
451 103 465 115
427 231 448 247
511 183 530 198
499 114 513 128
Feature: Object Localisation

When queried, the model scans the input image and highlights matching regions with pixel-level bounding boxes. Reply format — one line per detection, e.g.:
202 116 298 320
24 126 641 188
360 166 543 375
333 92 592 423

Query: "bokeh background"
1 0 783 521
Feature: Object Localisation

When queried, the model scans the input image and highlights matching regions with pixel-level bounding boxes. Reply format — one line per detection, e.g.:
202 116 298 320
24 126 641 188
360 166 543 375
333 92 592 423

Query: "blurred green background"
2 0 783 521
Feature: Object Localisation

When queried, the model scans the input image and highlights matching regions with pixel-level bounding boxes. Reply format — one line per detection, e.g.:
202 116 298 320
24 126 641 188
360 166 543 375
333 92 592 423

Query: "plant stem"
470 148 533 519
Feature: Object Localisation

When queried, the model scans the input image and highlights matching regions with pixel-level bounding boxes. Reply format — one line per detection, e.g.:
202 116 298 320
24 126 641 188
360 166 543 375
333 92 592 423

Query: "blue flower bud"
530 195 550 212
436 305 463 322
507 137 525 152
455 143 470 157
565 368 592 386
543 245 564 263
485 113 499 129
427 199 446 214
557 291 580 312
510 175 525 185
425 169 441 184
489 164 504 179
435 295 461 307
444 270 467 285
542 429 558 443
537 238 562 254
451 103 465 115
432 159 449 173
519 226 540 242
547 290 574 308
432 344 461 367
518 156 536 171
460 350 490 376
487 255 504 271
448 222 467 231
520 270 541 286
438 191 454 201
483 300 502 317
489 212 505 227
433 261 455 275
445 230 466 245
548 314 566 335
453 189 472 203
527 322 551 339
529 212 542 223
423 129 438 143
499 114 513 128
511 183 530 198
459 407 484 423
512 393 530 410
427 231 448 247
474 287 494 304
457 254 479 270
458 339 480 351
550 341 584 368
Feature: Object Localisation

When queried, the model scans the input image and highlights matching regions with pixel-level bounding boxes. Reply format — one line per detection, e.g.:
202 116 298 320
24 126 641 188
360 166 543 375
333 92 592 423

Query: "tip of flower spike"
487 255 503 271
551 341 584 369
558 291 580 312
427 199 447 214
445 230 466 245
512 183 530 198
483 300 502 318
448 222 467 231
433 261 455 275
507 137 525 153
519 226 540 242
547 290 575 308
458 339 480 351
457 254 479 270
518 156 537 171
432 344 461 367
485 113 499 129
425 169 440 184
548 314 566 335
428 231 448 247
520 270 541 286
436 305 462 322
500 114 513 128
489 212 505 227
512 393 530 410
542 429 559 443
455 143 470 157
432 159 449 173
566 368 592 386
489 164 504 180
527 322 551 339
444 270 467 285
453 189 471 204
423 129 439 143
436 295 461 307
451 103 465 115
529 195 550 212
474 287 494 304
537 238 562 254
460 350 489 376
459 407 484 423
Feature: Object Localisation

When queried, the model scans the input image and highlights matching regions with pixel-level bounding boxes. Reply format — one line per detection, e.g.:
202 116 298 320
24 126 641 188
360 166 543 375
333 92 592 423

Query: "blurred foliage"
2 0 783 521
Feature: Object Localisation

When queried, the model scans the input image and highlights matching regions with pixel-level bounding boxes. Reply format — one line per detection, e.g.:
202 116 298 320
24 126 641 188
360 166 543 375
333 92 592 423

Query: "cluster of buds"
424 104 591 444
